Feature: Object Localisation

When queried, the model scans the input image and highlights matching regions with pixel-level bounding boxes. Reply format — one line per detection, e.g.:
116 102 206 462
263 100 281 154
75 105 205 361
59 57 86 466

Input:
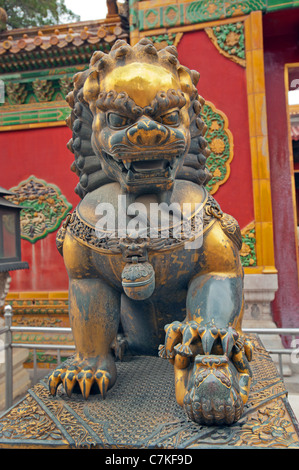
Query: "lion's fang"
123 160 131 170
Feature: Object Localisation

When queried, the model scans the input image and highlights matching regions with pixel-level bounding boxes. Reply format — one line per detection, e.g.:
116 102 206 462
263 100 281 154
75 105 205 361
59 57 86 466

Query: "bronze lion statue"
48 38 253 426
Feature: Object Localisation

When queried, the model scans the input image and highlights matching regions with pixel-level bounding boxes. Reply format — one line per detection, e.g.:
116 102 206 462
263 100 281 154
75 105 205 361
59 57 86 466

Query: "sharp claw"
48 375 61 396
201 329 217 354
62 370 78 398
77 370 94 399
48 361 114 401
95 371 111 399
220 327 239 356
48 368 65 396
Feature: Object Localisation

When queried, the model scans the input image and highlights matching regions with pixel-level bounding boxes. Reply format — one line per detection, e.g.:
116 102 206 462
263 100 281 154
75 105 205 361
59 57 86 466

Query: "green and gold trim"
8 176 72 243
240 221 257 267
202 100 234 194
205 21 245 67
130 0 299 36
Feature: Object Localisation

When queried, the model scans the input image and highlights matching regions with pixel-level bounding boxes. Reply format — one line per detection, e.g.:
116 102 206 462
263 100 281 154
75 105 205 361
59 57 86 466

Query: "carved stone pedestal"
0 335 298 449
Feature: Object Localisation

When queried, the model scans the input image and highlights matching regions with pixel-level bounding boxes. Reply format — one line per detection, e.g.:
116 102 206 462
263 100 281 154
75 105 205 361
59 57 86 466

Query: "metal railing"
1 304 75 410
1 304 299 411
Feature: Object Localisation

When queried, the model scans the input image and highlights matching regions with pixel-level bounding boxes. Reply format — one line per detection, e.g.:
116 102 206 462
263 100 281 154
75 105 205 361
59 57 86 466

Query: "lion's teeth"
123 161 131 170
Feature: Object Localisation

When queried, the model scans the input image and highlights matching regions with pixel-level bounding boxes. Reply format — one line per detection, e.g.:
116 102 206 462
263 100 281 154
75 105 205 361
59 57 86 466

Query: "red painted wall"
0 125 80 292
263 10 299 328
177 30 255 229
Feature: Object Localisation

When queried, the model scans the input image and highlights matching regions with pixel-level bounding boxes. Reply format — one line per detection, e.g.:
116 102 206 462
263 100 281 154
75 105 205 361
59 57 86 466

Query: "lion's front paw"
48 359 113 400
183 355 244 425
159 320 244 362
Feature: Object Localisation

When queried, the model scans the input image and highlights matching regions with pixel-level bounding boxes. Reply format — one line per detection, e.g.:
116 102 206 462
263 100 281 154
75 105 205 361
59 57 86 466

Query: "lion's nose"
126 118 169 146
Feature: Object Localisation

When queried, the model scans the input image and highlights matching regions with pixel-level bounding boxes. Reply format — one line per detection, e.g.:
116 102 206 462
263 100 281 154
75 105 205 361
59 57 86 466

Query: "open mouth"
102 151 180 183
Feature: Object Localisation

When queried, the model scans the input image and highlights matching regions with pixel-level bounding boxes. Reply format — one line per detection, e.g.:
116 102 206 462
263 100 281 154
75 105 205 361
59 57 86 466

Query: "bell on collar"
121 256 155 300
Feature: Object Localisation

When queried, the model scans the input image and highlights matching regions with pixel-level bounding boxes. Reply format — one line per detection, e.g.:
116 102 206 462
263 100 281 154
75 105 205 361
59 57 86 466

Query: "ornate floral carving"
7 176 72 243
237 399 299 448
122 261 152 281
201 100 234 194
32 78 54 102
5 82 27 104
3 297 69 317
0 394 66 444
205 22 246 67
146 32 183 51
240 221 257 266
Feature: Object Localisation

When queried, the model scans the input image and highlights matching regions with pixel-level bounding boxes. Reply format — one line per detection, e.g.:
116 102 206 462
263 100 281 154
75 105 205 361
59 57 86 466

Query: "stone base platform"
0 336 298 449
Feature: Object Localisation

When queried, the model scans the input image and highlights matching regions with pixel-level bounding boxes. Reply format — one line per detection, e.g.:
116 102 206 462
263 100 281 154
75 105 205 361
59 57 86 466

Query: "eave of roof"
0 15 128 73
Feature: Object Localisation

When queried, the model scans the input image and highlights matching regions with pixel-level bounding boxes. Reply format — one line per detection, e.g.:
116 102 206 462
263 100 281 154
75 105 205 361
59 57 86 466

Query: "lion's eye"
160 110 180 126
107 113 132 128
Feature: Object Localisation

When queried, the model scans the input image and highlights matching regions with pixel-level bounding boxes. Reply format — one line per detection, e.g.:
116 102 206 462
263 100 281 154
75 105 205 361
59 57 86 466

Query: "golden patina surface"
99 62 181 108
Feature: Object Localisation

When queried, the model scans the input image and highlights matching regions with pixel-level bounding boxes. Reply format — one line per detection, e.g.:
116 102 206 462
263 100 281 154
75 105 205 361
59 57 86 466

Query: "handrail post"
33 349 36 384
4 304 13 410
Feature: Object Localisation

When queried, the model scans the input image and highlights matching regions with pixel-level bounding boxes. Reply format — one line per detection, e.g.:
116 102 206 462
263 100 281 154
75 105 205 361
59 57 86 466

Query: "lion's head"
66 39 211 198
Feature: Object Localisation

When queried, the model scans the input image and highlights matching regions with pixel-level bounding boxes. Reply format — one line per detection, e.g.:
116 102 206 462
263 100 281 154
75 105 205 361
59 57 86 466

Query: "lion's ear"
83 69 100 106
190 70 200 87
177 66 194 96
